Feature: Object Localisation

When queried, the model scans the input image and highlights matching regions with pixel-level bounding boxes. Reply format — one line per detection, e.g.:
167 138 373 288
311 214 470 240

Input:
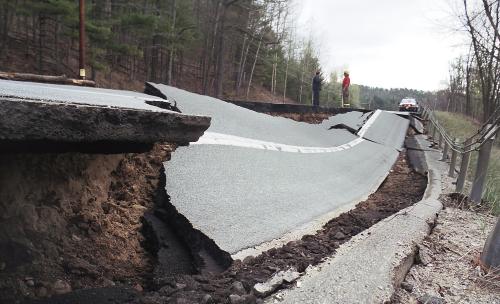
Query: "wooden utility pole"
79 0 86 80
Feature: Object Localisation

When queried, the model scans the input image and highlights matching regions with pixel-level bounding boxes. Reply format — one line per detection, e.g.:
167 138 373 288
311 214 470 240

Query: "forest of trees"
0 0 445 108
0 0 335 104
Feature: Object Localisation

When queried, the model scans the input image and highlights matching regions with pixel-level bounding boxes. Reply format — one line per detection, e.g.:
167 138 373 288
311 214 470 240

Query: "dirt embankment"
0 144 175 302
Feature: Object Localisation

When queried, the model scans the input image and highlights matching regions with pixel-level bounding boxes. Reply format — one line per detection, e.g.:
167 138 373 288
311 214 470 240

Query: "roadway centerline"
192 109 381 153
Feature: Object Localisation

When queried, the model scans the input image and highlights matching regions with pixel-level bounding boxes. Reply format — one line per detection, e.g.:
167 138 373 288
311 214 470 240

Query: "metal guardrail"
421 107 499 203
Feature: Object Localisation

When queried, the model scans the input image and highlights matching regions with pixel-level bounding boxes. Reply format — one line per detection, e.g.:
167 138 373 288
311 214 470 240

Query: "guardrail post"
470 125 496 203
456 138 472 193
448 138 458 177
441 139 449 161
438 131 443 148
431 123 437 140
481 218 500 268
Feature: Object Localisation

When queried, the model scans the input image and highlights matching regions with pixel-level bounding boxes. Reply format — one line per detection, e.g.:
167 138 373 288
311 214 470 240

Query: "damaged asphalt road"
147 84 411 258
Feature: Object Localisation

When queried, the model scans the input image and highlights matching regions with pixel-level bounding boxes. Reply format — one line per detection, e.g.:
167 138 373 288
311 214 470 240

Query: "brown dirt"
392 193 499 304
0 144 175 303
137 151 427 304
266 112 332 124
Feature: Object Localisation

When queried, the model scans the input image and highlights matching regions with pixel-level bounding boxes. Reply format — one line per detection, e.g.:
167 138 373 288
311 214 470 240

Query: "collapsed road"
146 83 411 262
0 79 426 304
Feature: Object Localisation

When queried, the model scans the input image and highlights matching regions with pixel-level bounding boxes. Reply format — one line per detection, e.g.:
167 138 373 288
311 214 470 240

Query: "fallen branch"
0 72 96 87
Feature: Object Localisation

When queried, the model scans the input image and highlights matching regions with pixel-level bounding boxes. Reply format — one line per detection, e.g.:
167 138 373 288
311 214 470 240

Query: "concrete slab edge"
266 135 444 304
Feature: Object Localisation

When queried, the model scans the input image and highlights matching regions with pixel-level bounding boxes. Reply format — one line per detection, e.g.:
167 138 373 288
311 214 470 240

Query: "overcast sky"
293 0 466 91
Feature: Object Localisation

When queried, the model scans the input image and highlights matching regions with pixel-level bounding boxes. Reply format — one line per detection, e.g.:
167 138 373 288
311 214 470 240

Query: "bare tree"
463 0 500 122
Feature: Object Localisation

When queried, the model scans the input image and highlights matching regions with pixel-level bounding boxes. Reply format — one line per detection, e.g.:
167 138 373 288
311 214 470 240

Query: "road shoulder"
266 135 444 304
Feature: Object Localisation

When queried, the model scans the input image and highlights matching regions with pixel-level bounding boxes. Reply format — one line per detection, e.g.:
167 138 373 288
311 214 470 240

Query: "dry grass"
435 111 500 215
477 266 500 292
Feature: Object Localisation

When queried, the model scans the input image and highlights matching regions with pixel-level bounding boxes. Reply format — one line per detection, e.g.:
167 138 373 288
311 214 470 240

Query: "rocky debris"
401 282 414 292
418 294 445 304
231 281 246 295
416 244 433 266
52 280 72 295
333 231 346 240
252 268 300 297
201 294 214 304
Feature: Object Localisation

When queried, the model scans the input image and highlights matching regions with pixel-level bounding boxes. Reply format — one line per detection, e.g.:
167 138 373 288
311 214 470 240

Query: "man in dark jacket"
312 71 322 107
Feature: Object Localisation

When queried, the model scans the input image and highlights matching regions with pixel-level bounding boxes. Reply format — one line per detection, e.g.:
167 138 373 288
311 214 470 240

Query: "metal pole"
448 138 458 177
470 124 496 203
79 0 86 80
481 218 500 268
441 140 449 161
456 138 472 193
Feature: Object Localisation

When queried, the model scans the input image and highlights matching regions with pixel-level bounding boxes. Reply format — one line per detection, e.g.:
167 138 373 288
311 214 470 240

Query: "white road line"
191 110 382 153
357 109 381 138
192 132 365 153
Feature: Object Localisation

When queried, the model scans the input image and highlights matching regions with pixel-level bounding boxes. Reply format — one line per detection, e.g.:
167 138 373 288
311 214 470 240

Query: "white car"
399 98 419 112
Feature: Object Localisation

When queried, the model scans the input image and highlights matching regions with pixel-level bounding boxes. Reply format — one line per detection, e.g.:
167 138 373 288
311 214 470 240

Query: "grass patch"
435 111 500 215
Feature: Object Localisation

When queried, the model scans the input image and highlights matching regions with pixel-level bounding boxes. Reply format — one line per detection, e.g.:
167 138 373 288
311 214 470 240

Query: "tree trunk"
215 4 227 98
235 33 247 92
465 65 472 116
246 35 262 100
203 0 221 95
0 1 10 58
283 46 290 103
38 14 44 74
167 0 177 85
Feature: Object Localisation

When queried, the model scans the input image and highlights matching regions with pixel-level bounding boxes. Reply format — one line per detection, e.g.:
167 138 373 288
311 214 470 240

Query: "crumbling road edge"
267 134 444 304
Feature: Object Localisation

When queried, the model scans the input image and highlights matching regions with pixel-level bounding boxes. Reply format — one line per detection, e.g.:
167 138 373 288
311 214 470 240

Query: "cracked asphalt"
149 84 410 255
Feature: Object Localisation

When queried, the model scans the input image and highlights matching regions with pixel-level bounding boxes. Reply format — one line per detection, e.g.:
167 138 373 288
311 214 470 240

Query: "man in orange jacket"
342 71 350 107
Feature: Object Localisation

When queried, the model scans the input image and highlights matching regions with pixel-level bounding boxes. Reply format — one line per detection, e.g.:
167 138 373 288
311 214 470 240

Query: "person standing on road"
312 71 322 107
342 71 350 107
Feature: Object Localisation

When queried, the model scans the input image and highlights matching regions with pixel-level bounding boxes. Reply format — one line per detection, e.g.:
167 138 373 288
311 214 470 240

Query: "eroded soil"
0 144 176 302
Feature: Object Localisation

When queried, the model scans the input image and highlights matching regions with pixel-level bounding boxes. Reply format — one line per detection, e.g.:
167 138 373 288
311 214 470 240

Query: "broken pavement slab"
0 80 210 152
253 268 300 297
357 110 410 151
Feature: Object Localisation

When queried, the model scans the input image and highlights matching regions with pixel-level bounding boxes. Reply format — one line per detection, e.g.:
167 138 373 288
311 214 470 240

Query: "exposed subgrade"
144 166 233 281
